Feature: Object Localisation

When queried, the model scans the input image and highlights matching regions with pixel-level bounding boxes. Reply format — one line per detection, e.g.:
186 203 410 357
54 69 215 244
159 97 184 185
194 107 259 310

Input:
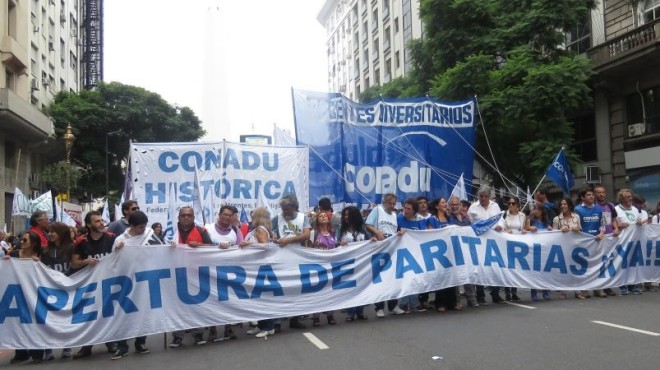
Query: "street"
2 289 660 369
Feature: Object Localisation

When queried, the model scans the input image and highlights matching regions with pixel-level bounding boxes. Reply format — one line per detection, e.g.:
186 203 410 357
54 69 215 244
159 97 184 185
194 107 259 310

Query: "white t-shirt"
468 201 502 223
615 204 641 226
501 211 526 233
366 204 397 237
206 224 239 245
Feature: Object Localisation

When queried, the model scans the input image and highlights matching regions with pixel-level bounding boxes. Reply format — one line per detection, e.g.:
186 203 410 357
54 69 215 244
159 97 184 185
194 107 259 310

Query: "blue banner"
293 89 476 205
545 148 575 194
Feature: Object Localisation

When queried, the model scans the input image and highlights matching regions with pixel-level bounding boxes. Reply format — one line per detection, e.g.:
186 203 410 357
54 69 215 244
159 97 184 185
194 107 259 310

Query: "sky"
104 0 328 142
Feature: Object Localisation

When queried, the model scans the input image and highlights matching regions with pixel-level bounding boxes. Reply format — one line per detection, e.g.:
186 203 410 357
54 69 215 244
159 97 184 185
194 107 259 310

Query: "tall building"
585 0 660 206
1 0 83 229
317 0 422 101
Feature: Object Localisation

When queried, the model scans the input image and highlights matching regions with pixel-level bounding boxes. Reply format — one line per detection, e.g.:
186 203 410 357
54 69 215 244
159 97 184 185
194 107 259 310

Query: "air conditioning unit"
585 165 600 184
42 78 50 87
628 123 646 137
33 25 39 33
71 28 78 37
31 78 40 91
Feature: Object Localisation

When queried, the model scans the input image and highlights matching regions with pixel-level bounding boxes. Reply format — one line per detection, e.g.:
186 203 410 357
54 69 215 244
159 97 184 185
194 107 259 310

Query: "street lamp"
106 130 122 197
62 124 76 201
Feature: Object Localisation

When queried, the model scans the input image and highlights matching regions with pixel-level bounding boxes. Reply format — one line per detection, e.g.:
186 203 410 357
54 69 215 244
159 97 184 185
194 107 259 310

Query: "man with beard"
594 185 619 297
70 211 118 358
271 194 311 329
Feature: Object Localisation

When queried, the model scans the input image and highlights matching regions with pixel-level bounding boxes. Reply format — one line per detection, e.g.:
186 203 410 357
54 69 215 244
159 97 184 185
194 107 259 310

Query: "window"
571 115 597 162
394 17 399 34
565 22 591 54
8 1 17 38
642 0 660 23
395 51 400 69
627 86 660 135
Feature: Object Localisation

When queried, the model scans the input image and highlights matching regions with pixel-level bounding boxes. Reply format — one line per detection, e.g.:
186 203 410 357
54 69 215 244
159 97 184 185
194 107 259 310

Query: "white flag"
31 191 54 220
56 201 77 227
257 184 274 217
273 124 296 146
163 182 178 243
101 199 111 225
450 173 467 201
11 188 31 216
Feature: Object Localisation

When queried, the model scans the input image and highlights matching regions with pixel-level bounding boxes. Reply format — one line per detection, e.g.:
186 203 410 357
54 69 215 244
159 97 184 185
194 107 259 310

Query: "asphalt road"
3 289 660 370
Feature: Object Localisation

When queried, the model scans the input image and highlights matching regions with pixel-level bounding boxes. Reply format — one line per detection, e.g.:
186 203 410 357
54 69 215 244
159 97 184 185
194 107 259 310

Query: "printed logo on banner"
293 89 476 204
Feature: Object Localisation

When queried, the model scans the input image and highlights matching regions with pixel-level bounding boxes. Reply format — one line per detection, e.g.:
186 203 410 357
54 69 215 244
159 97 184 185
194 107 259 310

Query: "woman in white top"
552 198 586 300
239 207 276 338
500 197 525 302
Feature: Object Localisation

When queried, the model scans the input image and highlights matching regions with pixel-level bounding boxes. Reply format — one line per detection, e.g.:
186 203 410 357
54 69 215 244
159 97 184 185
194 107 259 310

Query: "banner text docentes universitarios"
1 225 660 349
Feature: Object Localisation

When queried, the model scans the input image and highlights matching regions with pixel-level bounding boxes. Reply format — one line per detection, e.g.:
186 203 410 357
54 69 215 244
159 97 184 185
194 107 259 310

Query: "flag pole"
522 147 564 211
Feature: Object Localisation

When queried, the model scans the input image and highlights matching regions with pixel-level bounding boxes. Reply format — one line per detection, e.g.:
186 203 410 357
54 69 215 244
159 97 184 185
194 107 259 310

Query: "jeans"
398 294 420 309
346 306 365 318
258 319 274 331
374 299 398 311
116 336 146 352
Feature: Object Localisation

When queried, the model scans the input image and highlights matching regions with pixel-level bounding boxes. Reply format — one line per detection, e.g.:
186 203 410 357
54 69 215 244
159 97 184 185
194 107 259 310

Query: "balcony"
588 18 660 75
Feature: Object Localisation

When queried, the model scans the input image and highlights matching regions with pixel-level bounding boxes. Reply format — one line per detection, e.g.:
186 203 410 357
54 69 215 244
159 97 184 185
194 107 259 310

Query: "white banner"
1 225 659 348
128 141 309 226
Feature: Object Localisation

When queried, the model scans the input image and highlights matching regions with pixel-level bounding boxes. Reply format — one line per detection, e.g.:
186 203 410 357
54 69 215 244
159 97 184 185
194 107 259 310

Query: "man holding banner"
365 193 406 317
28 211 49 247
467 186 503 304
70 211 118 359
271 194 311 330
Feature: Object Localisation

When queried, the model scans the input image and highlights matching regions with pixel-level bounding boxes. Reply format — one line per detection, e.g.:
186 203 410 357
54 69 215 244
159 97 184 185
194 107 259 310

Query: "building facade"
317 0 423 101
587 0 660 207
1 0 82 230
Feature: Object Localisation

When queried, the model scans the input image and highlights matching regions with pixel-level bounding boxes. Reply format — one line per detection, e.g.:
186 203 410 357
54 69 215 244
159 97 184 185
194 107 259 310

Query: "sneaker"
44 352 55 361
255 329 275 338
620 286 629 295
511 293 521 302
542 291 551 300
73 348 92 360
135 344 149 354
169 336 183 348
246 328 261 335
376 309 385 318
223 329 238 340
110 349 128 360
633 287 643 295
249 321 258 327
194 334 207 345
390 306 406 315
61 348 72 358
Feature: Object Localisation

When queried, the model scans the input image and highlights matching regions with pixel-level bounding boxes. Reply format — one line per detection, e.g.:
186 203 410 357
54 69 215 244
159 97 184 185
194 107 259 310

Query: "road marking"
591 320 660 336
303 332 330 350
505 302 537 310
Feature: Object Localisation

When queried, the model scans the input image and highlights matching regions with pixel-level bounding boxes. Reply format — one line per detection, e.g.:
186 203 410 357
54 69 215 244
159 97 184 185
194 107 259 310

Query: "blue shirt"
575 204 603 236
397 214 427 230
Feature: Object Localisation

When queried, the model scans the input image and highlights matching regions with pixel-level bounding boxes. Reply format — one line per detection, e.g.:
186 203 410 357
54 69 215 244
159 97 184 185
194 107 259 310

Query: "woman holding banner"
500 196 525 302
309 211 338 326
338 205 372 322
241 207 279 338
4 232 42 364
553 198 587 300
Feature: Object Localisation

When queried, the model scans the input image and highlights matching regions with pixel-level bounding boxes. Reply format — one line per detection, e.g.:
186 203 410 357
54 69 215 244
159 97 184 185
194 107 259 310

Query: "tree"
40 161 83 196
361 0 595 187
46 82 206 198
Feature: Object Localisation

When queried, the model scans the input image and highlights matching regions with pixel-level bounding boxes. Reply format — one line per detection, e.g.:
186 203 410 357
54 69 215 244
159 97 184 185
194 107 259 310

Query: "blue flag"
240 206 249 224
545 148 575 194
470 213 502 236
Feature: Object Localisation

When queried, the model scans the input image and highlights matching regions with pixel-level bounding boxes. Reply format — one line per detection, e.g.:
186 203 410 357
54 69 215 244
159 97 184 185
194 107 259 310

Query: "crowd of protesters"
2 184 660 363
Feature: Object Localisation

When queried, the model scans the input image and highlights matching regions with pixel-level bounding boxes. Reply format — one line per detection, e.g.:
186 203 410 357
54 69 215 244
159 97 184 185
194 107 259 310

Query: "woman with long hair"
500 196 526 302
240 207 278 338
553 197 587 299
527 203 553 301
337 206 371 321
4 232 42 364
38 222 74 360
309 211 337 326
